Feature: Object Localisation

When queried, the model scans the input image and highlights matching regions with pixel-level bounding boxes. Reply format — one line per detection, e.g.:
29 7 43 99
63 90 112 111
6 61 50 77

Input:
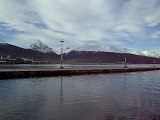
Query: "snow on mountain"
141 51 160 57
30 40 53 53
54 47 71 55
141 51 152 56
130 51 145 56
73 44 151 56
74 44 123 53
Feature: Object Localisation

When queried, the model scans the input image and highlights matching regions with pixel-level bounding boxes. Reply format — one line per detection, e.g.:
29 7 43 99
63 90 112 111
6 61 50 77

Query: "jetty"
0 67 160 79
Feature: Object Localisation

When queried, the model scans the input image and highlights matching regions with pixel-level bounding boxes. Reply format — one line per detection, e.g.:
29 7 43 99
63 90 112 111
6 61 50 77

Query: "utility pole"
60 40 64 69
124 48 127 68
153 51 156 67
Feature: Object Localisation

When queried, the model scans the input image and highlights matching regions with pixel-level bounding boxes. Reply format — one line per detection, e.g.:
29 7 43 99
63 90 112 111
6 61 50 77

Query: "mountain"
65 44 159 64
1 40 159 64
30 40 53 53
0 41 59 62
64 50 160 64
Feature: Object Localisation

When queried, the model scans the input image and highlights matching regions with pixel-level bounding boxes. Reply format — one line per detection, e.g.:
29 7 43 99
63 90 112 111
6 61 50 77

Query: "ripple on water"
0 71 160 120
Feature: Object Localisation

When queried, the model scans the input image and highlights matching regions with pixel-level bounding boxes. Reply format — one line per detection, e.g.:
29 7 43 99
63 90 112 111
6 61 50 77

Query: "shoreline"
0 67 160 79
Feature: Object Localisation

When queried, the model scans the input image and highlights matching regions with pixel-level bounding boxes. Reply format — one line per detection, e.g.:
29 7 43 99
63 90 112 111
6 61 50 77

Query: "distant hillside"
64 51 160 64
0 43 59 62
1 41 160 64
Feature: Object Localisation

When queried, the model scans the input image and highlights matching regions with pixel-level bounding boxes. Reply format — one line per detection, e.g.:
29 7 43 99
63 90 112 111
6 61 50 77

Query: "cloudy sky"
0 0 160 54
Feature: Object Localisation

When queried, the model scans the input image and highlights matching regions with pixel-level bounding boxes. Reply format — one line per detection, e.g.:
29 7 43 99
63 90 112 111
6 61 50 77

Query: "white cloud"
151 31 160 39
0 0 160 50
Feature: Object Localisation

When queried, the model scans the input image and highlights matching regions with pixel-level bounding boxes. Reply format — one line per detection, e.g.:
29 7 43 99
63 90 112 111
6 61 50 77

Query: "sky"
0 0 160 55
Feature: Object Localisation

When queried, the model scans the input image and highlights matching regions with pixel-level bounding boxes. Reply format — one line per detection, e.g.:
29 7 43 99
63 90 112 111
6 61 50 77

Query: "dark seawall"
0 67 160 79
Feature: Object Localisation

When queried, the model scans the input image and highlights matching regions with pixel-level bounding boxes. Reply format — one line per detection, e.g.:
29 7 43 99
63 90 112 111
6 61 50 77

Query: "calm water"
0 71 160 120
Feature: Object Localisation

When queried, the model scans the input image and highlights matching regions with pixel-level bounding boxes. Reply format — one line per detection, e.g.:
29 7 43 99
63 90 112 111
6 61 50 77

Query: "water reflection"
123 72 127 91
60 76 63 106
59 76 64 120
1 71 160 120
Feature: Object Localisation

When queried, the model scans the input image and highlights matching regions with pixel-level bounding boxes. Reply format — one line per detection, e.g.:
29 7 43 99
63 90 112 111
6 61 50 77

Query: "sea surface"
0 71 160 120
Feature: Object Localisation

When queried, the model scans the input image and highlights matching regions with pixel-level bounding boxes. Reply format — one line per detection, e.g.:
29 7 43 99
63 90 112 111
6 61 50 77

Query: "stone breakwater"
0 67 160 79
